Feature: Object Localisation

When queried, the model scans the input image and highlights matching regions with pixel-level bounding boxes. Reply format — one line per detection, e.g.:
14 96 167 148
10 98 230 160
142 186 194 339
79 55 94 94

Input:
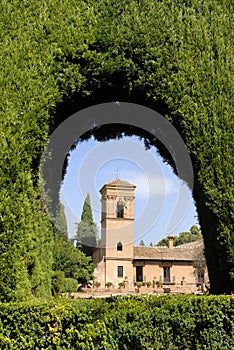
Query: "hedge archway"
1 0 233 299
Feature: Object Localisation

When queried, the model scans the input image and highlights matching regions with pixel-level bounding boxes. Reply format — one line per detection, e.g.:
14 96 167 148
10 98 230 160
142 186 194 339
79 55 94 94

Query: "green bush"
52 272 78 294
63 278 78 293
0 295 233 349
51 271 66 295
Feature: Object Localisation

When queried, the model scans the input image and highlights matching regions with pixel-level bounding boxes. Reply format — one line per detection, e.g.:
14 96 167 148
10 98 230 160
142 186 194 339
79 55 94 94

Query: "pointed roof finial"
114 168 120 179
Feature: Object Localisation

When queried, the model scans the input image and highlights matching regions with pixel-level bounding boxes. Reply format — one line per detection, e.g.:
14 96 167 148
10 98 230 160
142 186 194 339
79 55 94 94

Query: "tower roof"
107 178 135 187
99 178 136 193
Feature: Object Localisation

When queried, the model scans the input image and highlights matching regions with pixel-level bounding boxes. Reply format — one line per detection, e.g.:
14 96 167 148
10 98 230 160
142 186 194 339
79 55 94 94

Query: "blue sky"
60 135 199 245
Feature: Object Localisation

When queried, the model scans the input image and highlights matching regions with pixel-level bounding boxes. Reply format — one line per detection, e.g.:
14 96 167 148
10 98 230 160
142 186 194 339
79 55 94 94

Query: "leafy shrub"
63 278 78 293
0 295 233 349
52 272 78 294
0 295 234 349
51 271 66 295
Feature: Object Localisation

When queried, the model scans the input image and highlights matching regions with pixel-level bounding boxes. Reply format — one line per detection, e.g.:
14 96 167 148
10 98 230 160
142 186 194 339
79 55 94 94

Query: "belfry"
93 178 136 288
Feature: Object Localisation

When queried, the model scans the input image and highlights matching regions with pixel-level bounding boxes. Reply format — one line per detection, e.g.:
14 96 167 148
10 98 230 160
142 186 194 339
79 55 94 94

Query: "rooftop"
100 178 136 192
134 239 204 262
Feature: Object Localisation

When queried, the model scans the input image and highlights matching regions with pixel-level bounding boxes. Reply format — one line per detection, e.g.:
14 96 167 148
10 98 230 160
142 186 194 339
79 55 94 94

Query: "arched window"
117 242 123 251
117 201 124 218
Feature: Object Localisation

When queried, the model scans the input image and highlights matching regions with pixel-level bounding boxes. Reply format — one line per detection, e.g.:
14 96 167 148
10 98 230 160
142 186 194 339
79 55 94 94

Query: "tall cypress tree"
81 194 93 224
52 201 94 291
76 194 97 256
55 204 68 240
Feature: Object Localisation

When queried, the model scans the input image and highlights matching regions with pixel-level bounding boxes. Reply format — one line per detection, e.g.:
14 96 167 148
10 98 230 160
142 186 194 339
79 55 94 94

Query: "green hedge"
1 0 234 299
0 295 233 349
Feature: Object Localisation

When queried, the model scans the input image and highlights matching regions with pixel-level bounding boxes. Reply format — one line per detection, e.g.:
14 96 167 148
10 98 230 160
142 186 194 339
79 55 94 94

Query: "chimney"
167 236 174 249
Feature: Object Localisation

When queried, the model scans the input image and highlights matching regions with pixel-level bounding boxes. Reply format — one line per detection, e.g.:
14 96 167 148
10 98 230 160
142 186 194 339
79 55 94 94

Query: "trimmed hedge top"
0 295 233 349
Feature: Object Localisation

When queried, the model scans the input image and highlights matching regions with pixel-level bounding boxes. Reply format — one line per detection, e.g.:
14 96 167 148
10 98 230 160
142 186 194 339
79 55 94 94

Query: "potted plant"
145 281 152 288
105 282 113 289
118 281 126 288
156 280 162 288
94 281 101 289
135 281 143 293
136 282 143 288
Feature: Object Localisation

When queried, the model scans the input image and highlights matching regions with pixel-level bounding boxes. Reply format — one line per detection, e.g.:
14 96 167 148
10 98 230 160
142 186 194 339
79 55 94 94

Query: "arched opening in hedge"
42 89 216 290
42 78 233 295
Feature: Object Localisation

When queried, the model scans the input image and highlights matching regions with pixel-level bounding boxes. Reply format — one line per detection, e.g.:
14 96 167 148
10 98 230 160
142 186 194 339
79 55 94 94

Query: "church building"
93 178 208 293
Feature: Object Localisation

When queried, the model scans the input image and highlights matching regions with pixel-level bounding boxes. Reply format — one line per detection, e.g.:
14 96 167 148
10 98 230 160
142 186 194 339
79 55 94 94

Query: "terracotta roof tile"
134 239 204 261
105 178 136 188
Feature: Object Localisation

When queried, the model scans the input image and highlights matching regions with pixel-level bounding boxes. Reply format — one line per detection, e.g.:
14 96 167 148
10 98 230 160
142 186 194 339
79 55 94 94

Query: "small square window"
117 266 123 277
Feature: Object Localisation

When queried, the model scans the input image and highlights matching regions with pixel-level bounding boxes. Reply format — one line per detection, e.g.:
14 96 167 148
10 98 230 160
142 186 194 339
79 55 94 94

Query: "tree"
139 240 145 247
190 225 200 236
52 203 86 294
157 226 202 247
76 194 98 256
53 233 94 284
55 203 68 240
81 194 93 224
155 238 168 247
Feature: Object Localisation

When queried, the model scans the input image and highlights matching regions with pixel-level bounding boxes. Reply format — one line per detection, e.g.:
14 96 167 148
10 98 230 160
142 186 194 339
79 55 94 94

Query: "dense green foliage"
0 0 234 299
54 204 68 240
157 225 202 247
53 234 94 285
80 194 94 225
0 295 233 349
76 194 98 256
51 271 78 295
52 203 94 293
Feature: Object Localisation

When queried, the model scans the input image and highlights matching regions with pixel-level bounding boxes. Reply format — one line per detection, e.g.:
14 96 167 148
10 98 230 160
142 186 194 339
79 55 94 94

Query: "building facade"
93 178 208 293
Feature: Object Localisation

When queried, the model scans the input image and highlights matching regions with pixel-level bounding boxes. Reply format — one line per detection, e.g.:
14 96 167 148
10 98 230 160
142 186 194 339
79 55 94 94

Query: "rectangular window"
163 266 170 283
198 270 204 284
136 266 143 282
117 204 124 218
117 266 123 278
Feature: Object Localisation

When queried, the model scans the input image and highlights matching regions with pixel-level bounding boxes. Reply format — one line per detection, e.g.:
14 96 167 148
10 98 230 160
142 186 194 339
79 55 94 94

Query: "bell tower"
94 178 136 288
